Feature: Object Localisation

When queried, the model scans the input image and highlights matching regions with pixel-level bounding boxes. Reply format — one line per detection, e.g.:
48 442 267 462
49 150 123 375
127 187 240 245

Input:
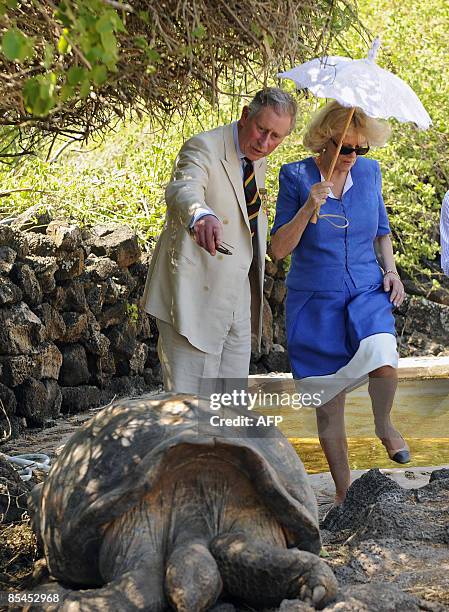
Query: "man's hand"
192 215 223 256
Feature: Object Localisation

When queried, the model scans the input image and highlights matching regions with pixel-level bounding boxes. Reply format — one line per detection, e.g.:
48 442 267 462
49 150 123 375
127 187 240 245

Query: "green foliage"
0 0 448 280
338 0 449 277
0 99 239 246
0 0 360 147
0 0 125 116
1 27 33 61
126 303 139 325
23 73 57 116
0 114 201 245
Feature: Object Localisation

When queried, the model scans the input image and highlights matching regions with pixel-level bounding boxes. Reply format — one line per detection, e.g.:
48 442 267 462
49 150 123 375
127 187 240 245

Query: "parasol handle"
310 107 356 224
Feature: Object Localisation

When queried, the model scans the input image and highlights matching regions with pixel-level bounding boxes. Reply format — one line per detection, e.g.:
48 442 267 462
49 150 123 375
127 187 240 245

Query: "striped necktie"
243 157 261 237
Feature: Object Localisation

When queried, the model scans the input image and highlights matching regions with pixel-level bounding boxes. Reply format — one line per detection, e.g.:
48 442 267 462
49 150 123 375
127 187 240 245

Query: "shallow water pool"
258 377 449 473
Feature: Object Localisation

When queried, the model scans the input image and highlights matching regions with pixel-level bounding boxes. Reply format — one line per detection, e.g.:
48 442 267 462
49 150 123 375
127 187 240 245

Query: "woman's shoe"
389 448 410 464
381 436 411 464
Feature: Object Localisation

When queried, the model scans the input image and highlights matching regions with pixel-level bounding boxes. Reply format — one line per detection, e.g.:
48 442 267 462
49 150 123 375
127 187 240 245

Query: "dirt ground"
1 407 449 610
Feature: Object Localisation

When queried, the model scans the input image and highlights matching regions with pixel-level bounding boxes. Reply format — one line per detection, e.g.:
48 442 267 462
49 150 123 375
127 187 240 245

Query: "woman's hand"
306 181 334 214
383 272 405 307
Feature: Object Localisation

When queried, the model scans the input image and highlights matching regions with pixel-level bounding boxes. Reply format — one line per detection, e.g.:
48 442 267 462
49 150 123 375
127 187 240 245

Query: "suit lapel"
221 124 267 233
221 124 250 229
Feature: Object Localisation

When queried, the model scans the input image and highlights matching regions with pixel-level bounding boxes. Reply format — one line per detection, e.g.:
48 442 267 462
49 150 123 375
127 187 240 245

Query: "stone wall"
0 219 161 438
1 216 448 437
0 217 289 437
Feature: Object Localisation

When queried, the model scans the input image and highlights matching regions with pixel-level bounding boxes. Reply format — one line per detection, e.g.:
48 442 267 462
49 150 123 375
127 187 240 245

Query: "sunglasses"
332 139 370 156
216 241 234 255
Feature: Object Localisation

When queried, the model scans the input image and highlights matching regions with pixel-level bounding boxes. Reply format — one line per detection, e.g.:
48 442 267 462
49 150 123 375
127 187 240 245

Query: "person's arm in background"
165 135 222 255
440 191 449 277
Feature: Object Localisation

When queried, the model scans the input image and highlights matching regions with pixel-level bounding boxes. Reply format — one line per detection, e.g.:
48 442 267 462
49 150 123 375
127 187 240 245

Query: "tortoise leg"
165 539 222 612
210 532 337 610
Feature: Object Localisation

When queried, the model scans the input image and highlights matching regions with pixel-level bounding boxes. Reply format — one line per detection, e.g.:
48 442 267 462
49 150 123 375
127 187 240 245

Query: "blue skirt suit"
271 156 398 402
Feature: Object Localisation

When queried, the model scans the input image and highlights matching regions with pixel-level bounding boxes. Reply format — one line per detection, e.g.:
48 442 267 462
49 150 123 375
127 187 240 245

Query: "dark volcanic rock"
397 296 449 356
11 262 43 306
322 469 449 610
271 279 287 305
261 345 290 373
54 248 85 281
33 303 66 341
84 255 121 281
430 468 449 482
59 344 90 386
0 381 17 415
322 469 412 532
14 377 62 426
105 321 137 360
60 312 89 343
84 281 106 316
0 342 62 386
57 280 88 313
99 375 147 404
0 245 17 274
263 275 274 298
0 277 22 305
260 296 273 355
99 302 127 329
61 385 101 414
26 233 57 257
26 255 59 293
46 220 82 251
85 223 140 268
0 225 29 258
0 302 45 355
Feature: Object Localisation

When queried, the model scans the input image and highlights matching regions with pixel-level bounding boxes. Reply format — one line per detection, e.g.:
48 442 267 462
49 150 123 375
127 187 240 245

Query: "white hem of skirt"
295 333 398 406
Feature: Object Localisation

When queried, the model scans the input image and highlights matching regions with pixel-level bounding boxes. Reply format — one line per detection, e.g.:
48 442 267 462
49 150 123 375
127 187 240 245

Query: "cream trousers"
156 278 251 395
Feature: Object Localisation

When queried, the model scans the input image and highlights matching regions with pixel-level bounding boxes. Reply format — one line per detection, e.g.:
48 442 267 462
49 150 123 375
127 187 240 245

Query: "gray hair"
248 87 297 132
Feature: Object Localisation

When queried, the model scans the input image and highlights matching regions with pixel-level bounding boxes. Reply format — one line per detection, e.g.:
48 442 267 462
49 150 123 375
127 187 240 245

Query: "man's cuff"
189 209 218 229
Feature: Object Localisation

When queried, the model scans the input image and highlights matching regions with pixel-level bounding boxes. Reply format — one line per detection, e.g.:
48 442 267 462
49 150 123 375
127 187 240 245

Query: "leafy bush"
0 0 359 151
0 0 448 280
343 0 449 280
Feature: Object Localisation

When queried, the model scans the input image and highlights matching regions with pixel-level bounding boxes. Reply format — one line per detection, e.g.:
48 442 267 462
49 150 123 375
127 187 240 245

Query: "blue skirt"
286 277 397 386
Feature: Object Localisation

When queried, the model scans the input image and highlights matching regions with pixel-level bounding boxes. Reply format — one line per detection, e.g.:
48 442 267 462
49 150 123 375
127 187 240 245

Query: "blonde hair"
303 100 391 153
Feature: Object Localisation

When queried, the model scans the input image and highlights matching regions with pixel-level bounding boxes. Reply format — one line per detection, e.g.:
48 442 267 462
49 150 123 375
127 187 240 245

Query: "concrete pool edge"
250 355 449 381
396 356 449 379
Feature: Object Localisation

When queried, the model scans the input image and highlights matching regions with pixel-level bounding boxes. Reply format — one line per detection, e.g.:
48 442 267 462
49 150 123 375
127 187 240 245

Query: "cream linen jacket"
142 123 268 354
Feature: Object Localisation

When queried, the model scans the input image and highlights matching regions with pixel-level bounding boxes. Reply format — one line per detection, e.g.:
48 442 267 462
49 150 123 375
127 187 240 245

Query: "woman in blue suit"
271 101 409 505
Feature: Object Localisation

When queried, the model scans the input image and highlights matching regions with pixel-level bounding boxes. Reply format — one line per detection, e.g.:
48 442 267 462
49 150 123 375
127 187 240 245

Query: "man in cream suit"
143 88 297 393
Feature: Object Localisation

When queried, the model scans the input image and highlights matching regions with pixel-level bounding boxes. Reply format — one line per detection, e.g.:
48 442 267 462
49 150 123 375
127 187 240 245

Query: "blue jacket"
271 156 390 291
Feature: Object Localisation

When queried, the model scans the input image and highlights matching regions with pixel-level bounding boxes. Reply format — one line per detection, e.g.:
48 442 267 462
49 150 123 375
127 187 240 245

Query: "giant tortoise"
29 393 337 610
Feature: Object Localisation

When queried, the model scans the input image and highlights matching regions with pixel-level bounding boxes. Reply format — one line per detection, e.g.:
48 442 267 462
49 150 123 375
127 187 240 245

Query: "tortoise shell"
29 393 320 586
